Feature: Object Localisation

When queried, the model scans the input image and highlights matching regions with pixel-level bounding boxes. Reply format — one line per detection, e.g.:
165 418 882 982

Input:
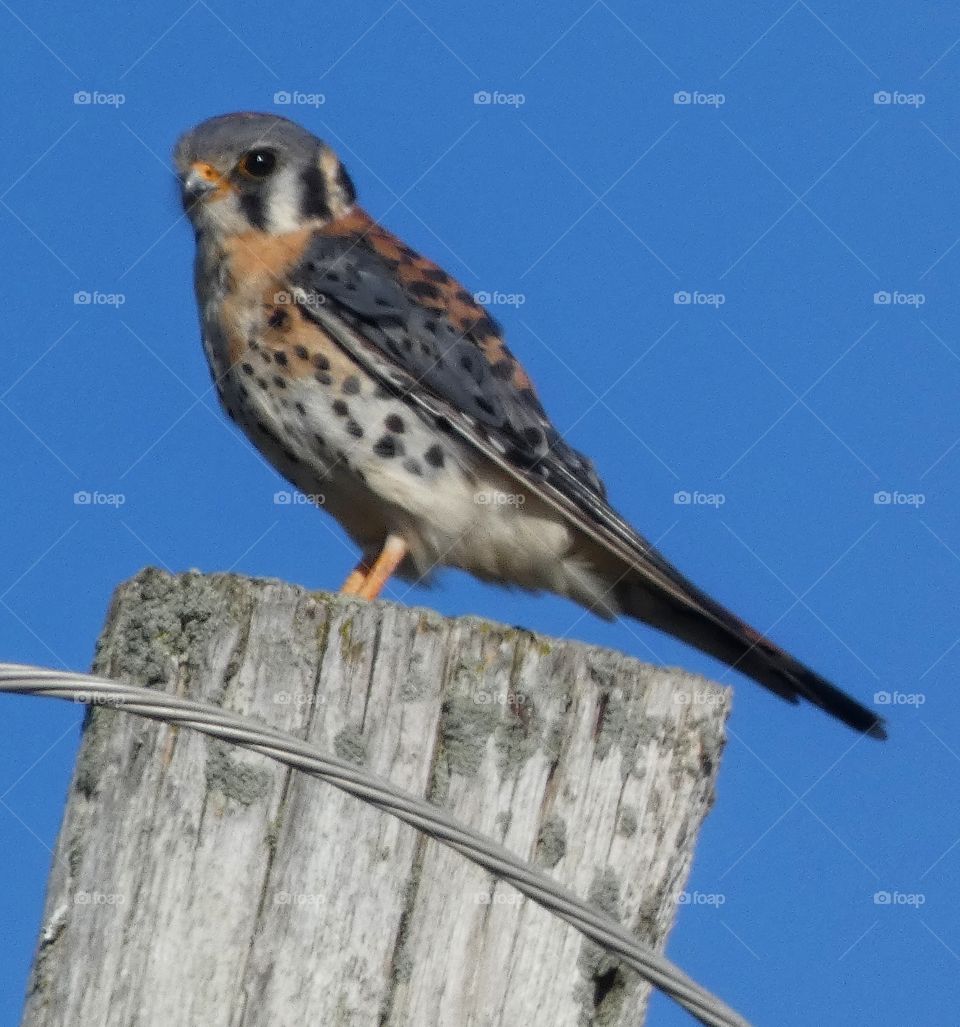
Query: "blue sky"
0 2 957 1024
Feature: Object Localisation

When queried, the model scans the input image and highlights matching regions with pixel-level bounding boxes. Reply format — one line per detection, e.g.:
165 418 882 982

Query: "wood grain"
21 568 729 1027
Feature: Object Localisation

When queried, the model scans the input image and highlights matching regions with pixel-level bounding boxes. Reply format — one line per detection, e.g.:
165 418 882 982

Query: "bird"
173 111 885 740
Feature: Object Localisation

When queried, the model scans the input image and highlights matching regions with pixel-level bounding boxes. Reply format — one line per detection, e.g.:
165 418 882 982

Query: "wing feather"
288 229 886 739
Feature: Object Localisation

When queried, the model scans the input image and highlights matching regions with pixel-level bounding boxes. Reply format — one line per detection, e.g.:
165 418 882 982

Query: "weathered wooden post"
21 567 729 1026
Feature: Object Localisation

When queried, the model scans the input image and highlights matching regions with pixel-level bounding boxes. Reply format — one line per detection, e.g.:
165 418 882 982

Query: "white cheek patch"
264 166 306 234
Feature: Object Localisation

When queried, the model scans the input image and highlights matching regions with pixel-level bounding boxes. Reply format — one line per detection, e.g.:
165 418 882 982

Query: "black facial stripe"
300 165 332 220
239 190 268 231
336 163 357 205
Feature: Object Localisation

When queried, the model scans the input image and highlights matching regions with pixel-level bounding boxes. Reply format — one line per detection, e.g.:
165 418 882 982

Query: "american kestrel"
174 112 885 740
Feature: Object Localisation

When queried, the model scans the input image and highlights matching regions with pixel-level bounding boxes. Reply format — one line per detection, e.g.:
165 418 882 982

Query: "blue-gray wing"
287 226 607 501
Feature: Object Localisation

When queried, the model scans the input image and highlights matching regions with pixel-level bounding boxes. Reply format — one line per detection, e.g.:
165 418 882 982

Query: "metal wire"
0 662 751 1027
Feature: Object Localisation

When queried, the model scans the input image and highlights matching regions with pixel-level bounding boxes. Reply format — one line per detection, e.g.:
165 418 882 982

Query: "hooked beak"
180 161 230 207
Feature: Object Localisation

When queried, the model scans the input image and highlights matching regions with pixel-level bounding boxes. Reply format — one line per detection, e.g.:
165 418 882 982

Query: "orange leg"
356 534 408 600
340 556 372 596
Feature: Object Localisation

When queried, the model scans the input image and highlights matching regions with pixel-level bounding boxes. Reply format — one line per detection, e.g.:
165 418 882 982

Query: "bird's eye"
239 149 277 178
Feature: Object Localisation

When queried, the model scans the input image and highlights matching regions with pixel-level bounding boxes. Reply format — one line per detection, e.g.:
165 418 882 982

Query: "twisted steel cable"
0 662 750 1027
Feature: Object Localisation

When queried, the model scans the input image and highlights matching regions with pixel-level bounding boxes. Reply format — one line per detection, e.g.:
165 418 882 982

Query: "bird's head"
173 112 356 239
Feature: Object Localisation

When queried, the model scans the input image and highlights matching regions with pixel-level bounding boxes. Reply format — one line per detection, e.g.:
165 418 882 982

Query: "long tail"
614 573 886 740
